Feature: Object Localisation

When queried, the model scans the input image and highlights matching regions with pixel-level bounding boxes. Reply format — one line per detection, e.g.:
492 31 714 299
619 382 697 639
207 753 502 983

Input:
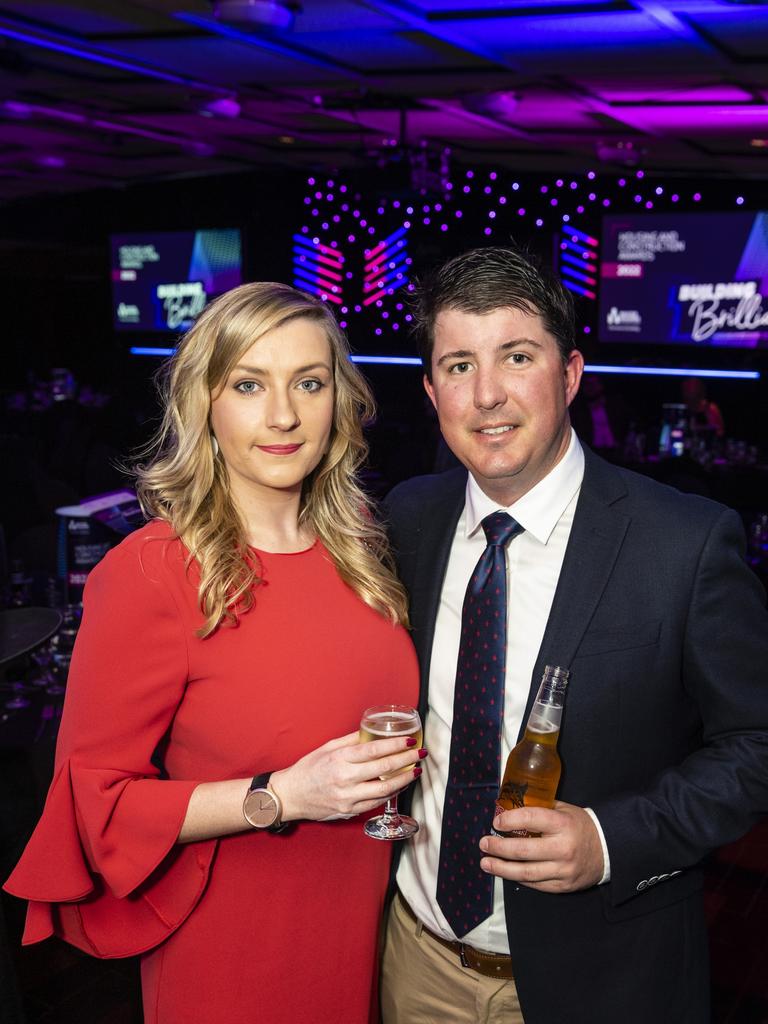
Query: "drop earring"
211 435 219 458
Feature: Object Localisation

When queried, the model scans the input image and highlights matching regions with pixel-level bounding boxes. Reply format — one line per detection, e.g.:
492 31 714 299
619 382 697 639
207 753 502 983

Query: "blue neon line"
376 247 410 272
564 226 599 246
292 251 331 273
292 266 320 287
292 259 340 286
561 238 597 258
562 267 597 286
350 355 422 365
365 266 408 291
563 282 596 299
0 22 218 89
292 244 343 267
174 12 355 74
292 235 343 257
292 237 343 259
560 251 596 271
365 240 407 271
293 267 340 294
128 348 760 380
586 366 760 379
376 224 409 248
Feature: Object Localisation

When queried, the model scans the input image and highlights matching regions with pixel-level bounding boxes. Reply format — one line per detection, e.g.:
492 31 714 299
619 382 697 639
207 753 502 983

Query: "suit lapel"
524 449 631 734
409 473 465 721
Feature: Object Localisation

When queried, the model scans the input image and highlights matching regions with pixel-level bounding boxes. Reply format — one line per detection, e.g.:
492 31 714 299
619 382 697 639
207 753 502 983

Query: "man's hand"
478 801 604 893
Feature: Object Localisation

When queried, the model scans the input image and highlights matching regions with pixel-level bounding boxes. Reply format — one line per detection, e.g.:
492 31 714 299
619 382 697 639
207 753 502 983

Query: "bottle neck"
526 665 569 734
526 699 563 735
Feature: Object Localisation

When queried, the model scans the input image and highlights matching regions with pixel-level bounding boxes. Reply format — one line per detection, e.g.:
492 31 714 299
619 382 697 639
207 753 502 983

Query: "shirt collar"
464 428 585 545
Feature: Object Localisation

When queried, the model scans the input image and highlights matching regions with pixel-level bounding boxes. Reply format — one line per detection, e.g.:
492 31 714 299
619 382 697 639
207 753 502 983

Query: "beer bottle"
493 665 569 837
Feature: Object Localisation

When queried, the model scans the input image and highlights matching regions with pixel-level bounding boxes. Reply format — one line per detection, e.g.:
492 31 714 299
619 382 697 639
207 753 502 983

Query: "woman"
5 283 421 1023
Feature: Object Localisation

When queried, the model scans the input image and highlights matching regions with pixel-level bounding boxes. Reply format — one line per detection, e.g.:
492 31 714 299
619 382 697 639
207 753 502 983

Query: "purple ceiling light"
212 1 298 31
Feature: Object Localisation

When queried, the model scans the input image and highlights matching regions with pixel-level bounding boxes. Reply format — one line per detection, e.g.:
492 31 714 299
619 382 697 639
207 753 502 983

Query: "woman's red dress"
5 521 419 1023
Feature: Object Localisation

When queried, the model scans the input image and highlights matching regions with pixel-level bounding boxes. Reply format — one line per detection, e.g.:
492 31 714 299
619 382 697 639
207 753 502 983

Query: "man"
380 246 768 1024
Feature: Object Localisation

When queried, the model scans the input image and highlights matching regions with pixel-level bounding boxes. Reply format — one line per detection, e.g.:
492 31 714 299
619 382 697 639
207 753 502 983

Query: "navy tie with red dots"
436 510 523 938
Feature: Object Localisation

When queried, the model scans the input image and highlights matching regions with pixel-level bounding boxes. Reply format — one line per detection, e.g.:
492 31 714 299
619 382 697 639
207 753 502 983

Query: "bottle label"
492 791 531 838
489 798 532 839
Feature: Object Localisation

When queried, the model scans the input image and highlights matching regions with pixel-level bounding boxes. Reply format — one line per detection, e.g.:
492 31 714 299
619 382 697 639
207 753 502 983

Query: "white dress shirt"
396 430 608 953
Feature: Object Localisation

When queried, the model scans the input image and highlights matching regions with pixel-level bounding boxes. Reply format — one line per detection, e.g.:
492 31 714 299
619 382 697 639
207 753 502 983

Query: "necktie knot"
481 511 522 548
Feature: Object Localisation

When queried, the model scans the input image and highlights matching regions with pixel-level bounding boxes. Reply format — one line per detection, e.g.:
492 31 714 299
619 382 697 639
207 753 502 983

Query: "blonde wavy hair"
135 281 409 637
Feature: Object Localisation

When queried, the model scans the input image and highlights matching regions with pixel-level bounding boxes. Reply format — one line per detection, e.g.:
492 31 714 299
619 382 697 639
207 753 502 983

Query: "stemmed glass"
359 704 422 840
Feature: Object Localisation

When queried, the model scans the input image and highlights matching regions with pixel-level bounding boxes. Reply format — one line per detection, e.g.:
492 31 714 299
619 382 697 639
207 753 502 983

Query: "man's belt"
397 891 514 980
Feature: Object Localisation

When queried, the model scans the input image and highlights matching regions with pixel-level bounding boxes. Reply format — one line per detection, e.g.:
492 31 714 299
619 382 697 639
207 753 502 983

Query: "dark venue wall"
2 163 767 493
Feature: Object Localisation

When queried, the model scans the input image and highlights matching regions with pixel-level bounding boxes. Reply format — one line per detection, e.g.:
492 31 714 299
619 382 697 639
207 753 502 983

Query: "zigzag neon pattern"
292 234 345 305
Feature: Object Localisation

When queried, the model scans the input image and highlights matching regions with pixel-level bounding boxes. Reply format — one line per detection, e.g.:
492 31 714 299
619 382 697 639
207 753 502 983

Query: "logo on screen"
606 307 642 331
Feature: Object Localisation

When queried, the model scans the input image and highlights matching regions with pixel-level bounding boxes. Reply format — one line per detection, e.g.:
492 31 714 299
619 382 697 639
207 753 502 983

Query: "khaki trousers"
380 893 524 1024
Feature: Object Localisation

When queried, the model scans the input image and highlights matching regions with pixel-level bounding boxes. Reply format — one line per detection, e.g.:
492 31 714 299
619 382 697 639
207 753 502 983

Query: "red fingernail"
405 737 417 747
413 766 422 778
418 748 428 759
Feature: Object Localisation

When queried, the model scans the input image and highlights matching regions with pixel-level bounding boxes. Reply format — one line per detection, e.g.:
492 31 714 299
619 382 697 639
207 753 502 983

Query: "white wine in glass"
359 704 422 840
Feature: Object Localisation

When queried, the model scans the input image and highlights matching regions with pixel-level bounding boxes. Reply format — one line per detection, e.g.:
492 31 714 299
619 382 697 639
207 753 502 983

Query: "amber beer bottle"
494 665 570 837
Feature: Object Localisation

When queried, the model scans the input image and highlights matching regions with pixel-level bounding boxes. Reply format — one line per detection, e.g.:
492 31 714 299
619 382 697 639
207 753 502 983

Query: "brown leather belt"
397 891 514 980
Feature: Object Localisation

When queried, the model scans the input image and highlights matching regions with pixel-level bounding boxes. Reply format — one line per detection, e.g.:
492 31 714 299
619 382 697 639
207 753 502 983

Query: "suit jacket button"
659 873 670 881
648 875 659 885
637 880 648 891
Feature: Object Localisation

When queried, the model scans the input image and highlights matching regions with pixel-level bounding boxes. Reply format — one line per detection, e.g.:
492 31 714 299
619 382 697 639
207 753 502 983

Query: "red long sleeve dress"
4 520 419 1024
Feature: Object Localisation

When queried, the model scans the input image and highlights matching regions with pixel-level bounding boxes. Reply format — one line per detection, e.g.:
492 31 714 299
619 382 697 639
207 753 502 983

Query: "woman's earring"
211 434 219 458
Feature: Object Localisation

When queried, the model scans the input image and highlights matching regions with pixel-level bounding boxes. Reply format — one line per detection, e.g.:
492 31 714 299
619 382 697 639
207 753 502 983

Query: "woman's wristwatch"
242 772 289 832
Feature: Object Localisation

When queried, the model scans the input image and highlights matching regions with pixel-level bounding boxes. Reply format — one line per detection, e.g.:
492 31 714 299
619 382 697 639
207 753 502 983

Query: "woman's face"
210 316 335 505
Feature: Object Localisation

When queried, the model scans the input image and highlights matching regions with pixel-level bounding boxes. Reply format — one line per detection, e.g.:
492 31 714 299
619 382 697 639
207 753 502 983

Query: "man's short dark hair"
412 246 576 379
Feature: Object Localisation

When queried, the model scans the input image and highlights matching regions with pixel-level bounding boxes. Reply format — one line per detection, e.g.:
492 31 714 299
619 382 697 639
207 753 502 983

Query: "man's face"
424 306 583 506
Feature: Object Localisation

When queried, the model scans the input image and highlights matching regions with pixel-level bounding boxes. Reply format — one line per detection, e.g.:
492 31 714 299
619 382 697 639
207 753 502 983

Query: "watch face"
243 788 278 829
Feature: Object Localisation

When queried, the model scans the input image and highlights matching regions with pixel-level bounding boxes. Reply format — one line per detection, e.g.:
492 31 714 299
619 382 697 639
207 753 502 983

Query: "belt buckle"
458 942 471 969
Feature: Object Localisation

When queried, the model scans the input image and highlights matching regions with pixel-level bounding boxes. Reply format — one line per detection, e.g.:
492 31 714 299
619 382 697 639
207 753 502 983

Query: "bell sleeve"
3 531 217 958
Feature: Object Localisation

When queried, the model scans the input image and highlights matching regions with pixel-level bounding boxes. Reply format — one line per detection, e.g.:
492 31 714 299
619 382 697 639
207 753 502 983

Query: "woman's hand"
270 732 427 822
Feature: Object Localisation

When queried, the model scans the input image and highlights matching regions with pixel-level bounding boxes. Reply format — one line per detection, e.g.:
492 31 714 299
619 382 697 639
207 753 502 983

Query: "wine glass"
359 704 422 840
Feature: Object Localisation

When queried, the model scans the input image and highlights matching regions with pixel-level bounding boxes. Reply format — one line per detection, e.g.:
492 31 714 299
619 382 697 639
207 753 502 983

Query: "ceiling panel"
0 0 765 202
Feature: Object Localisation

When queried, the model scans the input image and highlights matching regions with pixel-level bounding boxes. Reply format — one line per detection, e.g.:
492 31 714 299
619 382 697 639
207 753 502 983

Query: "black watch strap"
249 772 289 833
